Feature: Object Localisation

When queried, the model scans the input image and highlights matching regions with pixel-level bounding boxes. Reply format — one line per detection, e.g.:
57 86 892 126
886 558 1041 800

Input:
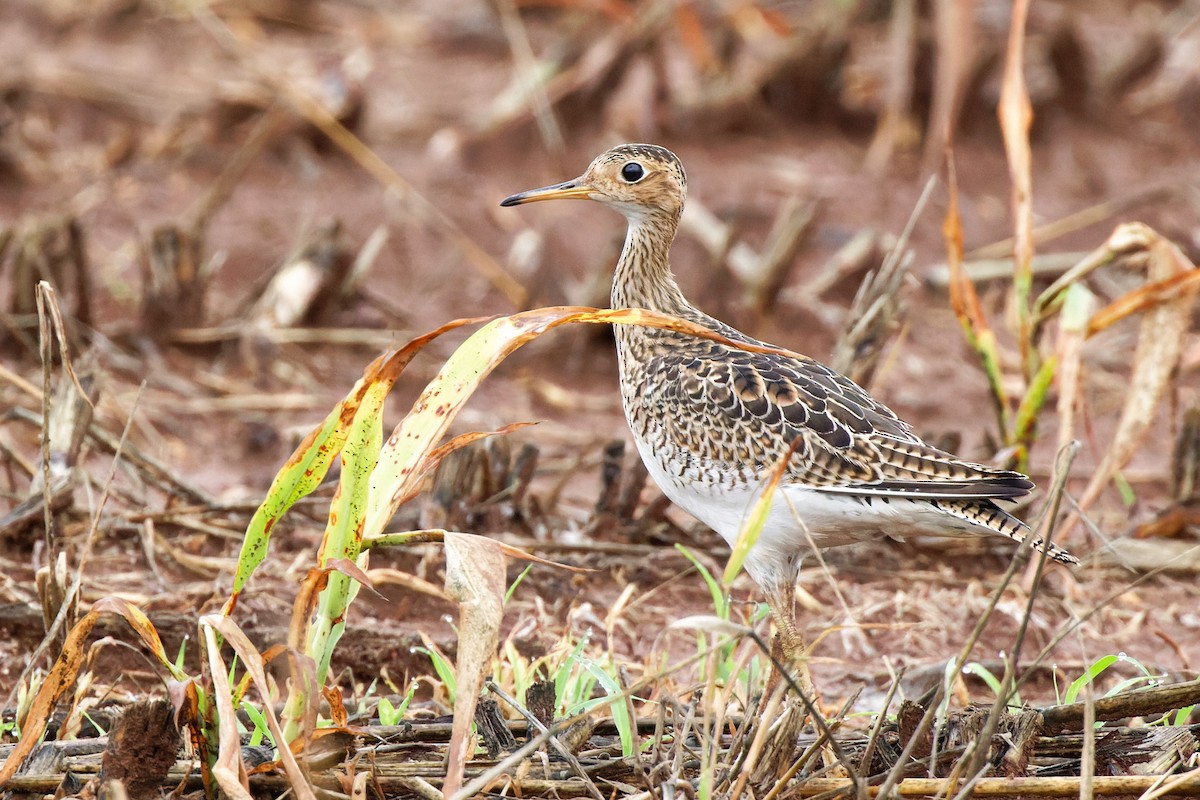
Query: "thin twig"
868 443 1075 800
3 381 145 711
857 667 906 800
957 444 1078 783
495 0 563 154
966 183 1182 261
36 285 57 559
191 8 528 308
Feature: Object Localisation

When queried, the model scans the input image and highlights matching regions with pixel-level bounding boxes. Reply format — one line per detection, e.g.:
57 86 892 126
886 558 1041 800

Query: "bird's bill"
500 179 592 206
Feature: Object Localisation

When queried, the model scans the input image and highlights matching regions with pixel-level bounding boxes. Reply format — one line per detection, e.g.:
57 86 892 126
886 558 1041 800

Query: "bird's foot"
748 691 810 787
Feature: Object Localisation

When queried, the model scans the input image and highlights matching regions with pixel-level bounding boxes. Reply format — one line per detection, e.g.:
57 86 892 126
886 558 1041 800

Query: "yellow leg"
751 585 820 787
763 585 816 702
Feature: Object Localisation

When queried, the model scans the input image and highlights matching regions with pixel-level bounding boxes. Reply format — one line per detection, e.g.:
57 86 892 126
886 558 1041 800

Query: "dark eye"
620 162 645 182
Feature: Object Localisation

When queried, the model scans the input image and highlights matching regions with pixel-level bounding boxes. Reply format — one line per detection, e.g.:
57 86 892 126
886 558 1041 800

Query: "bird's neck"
610 211 693 315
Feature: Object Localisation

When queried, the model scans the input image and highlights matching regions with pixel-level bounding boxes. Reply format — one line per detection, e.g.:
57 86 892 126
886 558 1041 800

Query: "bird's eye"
620 162 645 183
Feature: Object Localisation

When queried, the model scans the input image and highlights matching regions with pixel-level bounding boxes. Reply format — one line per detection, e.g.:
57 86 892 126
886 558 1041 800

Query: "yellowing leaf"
723 443 796 587
226 318 474 615
365 305 807 540
201 614 317 800
1071 225 1200 523
442 532 507 798
0 597 183 787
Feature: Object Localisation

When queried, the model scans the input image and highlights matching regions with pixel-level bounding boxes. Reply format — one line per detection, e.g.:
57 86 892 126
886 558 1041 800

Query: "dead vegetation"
1 0 1200 798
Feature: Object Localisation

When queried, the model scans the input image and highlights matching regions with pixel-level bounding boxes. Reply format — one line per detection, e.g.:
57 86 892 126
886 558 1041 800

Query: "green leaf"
414 645 458 705
305 379 387 686
1064 655 1119 704
240 701 271 748
505 564 533 604
376 682 417 726
228 402 353 611
964 662 1003 698
675 545 727 619
572 654 634 758
556 636 593 714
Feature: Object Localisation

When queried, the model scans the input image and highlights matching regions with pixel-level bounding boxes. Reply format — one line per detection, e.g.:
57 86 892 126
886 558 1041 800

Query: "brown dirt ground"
1 0 1199 722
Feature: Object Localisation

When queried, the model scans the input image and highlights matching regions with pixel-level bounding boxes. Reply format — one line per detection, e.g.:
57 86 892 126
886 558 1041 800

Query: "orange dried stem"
998 0 1036 375
944 157 1012 438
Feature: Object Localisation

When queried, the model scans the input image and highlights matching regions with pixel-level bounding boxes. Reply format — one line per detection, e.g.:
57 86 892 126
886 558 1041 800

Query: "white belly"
630 434 983 590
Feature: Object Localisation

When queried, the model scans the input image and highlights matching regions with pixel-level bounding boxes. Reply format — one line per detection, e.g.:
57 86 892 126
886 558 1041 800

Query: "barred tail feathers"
937 497 1078 565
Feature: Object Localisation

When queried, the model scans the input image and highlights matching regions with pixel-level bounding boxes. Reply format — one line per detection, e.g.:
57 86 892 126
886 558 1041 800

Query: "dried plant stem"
485 680 605 800
495 0 563 155
942 154 1011 441
966 183 1180 261
792 774 1200 797
998 0 1036 371
871 440 1077 799
191 8 527 308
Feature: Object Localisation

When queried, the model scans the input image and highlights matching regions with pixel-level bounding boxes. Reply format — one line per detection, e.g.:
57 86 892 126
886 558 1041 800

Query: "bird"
501 143 1077 688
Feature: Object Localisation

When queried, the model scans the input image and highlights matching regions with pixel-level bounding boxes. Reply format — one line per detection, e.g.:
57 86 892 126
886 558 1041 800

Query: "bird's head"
501 144 687 223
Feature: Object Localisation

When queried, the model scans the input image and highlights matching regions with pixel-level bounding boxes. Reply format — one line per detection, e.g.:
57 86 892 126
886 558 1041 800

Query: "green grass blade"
505 564 533 604
572 654 634 757
414 646 458 705
1106 674 1160 697
1064 654 1119 704
675 544 726 619
1011 355 1057 467
376 696 396 725
556 636 592 713
964 662 1004 698
240 701 272 748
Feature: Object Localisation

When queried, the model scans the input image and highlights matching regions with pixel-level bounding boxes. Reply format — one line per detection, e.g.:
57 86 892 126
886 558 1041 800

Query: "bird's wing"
649 345 1032 502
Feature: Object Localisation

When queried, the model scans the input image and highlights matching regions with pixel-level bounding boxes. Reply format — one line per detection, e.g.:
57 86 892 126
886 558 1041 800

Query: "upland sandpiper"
502 144 1077 684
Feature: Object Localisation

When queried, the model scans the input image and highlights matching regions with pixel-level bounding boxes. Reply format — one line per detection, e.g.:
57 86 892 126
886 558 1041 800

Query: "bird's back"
614 317 1076 567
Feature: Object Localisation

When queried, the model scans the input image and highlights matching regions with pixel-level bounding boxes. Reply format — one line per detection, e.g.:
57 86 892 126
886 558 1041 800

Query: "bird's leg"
762 584 817 702
745 593 816 787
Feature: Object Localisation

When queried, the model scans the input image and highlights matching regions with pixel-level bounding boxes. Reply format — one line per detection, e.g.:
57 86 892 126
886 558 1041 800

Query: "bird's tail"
940 498 1079 565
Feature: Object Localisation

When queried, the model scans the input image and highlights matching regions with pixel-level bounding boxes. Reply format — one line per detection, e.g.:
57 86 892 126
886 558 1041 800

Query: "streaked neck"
610 211 691 314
